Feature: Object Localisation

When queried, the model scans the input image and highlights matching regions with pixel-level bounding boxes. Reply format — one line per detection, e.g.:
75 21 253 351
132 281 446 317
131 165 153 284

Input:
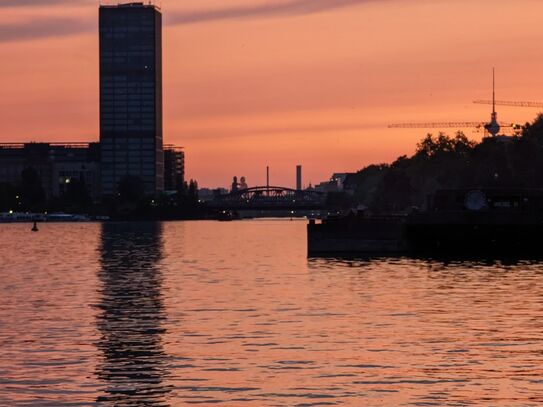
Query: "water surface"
1 220 543 406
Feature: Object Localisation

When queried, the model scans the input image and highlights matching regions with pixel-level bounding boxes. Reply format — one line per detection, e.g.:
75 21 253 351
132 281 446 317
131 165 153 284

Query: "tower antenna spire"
493 67 496 115
485 67 500 137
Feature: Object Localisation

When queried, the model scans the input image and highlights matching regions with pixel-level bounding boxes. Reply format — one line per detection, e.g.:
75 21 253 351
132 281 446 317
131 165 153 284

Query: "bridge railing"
208 186 326 209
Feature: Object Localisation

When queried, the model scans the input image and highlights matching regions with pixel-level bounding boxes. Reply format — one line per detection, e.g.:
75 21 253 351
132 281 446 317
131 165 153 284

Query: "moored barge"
308 188 543 256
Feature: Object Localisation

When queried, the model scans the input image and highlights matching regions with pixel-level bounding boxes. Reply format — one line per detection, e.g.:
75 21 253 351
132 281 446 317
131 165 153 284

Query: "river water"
1 220 543 406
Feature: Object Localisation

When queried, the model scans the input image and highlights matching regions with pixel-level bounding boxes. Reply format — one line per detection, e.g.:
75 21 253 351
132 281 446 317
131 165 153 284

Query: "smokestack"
296 165 302 191
266 166 270 190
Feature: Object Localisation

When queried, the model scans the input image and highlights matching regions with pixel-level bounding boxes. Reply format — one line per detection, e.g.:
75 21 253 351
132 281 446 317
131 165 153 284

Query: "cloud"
0 17 92 42
0 0 379 43
0 0 89 6
168 0 378 25
178 122 382 140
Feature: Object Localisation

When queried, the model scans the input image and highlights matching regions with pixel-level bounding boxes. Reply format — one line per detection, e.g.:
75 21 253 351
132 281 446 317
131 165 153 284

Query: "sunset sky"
2 0 543 188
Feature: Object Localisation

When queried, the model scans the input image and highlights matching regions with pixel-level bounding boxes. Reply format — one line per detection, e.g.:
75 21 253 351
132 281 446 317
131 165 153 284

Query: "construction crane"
389 69 522 136
473 100 543 108
389 122 485 129
388 121 521 132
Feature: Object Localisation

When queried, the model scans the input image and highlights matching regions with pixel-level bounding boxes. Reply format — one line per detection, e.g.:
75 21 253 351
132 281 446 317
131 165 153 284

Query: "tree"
453 131 476 155
372 169 414 212
522 113 543 144
415 132 474 159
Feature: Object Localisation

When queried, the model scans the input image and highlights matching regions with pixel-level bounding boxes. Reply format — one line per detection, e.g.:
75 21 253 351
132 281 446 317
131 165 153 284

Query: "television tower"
484 68 500 137
388 68 520 135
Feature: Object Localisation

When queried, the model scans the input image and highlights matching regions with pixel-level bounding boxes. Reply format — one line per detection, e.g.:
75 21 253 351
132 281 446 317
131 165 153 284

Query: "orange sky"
1 0 543 188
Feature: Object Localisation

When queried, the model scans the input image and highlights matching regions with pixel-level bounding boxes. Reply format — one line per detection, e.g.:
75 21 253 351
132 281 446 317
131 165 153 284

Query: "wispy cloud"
168 0 378 25
0 0 89 6
178 122 382 140
0 0 380 43
0 17 92 42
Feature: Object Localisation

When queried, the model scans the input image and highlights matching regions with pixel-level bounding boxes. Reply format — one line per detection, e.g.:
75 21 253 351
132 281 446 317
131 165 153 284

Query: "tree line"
347 113 543 212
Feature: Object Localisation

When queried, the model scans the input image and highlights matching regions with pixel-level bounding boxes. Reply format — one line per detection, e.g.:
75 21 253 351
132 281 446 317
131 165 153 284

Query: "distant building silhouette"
231 176 239 192
315 173 352 193
0 143 100 200
296 165 302 191
163 145 185 192
239 176 248 190
197 187 228 202
0 3 185 202
99 2 164 196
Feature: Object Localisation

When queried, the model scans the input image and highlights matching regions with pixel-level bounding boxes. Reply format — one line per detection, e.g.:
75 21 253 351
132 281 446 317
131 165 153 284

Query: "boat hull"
308 212 543 257
307 216 407 256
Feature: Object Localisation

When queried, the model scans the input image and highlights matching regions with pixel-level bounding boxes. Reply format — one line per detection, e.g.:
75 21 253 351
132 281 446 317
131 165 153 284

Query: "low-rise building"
198 187 228 202
0 142 101 201
315 173 356 193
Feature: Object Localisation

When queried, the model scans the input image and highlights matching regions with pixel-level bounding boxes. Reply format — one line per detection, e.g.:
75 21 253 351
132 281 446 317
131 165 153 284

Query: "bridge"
208 186 326 210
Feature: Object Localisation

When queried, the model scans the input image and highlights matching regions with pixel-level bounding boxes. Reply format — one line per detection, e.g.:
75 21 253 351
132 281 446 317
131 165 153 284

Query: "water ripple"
2 221 543 405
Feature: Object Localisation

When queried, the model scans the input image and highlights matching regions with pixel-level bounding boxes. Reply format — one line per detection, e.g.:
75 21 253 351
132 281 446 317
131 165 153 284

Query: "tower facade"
99 2 163 196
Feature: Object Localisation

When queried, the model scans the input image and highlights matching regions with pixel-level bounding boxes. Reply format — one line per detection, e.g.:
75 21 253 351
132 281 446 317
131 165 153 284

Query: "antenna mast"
485 67 500 137
492 67 496 115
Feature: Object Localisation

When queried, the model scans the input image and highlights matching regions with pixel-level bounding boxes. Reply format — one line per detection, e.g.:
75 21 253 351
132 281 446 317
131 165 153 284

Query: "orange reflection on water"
1 220 543 405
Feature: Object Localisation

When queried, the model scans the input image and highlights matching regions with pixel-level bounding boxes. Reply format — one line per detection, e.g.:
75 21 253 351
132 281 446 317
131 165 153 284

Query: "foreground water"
1 220 543 406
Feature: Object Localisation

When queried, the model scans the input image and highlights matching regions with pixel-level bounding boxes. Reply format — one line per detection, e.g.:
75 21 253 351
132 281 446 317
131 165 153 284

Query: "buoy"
31 222 39 232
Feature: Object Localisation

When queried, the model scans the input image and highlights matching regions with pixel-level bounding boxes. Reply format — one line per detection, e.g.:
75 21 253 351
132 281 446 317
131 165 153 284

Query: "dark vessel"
406 188 543 255
217 210 240 221
307 213 407 256
308 188 543 256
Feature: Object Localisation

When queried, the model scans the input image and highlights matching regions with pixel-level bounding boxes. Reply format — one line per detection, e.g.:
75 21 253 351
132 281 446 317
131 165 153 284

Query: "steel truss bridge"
209 186 326 210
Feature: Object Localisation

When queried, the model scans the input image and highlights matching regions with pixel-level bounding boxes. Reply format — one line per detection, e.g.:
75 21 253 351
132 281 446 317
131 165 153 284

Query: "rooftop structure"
99 1 161 9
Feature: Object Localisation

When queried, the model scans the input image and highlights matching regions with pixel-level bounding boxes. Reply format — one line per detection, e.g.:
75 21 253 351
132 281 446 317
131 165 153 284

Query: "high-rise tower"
99 2 163 196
